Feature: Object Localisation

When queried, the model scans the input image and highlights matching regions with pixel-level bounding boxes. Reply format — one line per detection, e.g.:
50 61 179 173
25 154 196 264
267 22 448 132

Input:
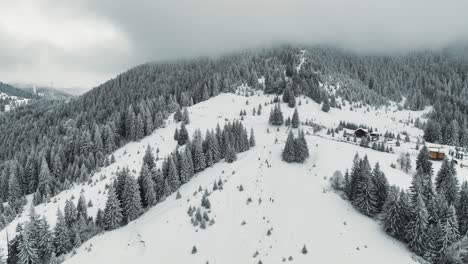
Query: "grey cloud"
1 0 468 89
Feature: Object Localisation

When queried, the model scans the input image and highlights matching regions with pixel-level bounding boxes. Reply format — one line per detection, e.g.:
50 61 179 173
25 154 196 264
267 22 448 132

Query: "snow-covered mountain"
3 83 458 263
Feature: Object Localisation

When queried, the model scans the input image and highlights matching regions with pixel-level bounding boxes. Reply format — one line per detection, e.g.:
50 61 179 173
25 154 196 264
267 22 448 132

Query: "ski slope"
2 87 459 263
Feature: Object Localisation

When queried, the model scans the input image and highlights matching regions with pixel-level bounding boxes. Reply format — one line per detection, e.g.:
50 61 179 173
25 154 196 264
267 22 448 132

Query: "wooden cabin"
428 147 445 160
354 128 368 138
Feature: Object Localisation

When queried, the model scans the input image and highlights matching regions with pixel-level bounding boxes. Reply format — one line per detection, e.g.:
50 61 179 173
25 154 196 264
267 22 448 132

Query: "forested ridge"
1 44 468 228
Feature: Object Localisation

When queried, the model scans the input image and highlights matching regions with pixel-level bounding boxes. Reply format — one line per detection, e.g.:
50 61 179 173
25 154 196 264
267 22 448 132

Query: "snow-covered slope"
0 92 30 112
2 88 459 263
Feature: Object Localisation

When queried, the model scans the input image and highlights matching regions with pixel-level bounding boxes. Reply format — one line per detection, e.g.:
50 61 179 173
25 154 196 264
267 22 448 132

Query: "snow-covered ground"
0 92 29 112
1 88 461 263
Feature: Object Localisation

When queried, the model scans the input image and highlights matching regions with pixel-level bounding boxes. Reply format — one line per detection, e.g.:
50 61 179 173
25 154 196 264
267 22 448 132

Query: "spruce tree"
142 145 156 170
182 108 190 124
282 131 296 163
371 162 388 213
438 206 460 257
382 186 406 239
54 208 71 255
104 186 123 230
457 181 468 236
192 130 206 172
178 123 189 145
77 194 88 221
291 108 300 128
249 128 256 147
138 164 157 208
294 130 309 162
406 194 429 255
225 143 237 163
416 145 433 176
435 158 459 205
121 176 142 223
167 156 180 193
18 229 39 264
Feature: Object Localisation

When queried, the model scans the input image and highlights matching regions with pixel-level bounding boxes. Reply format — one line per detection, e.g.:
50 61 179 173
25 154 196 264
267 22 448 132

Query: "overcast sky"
1 0 467 91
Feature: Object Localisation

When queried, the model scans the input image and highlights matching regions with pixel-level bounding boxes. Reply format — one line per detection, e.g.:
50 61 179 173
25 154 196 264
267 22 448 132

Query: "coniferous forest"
2 44 468 263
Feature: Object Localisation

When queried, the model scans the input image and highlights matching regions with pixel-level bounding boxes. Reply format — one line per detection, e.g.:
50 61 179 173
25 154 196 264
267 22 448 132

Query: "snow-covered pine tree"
435 158 459 205
282 131 296 163
382 186 405 239
371 162 388 213
122 176 143 223
174 106 183 122
416 145 433 176
352 164 379 217
54 208 71 255
291 108 300 128
457 181 468 236
225 143 237 163
138 163 156 208
249 128 256 147
104 186 123 230
182 107 190 124
143 145 156 170
438 205 460 258
192 130 207 172
166 156 180 193
269 103 284 126
8 168 24 213
321 95 330 112
406 194 429 255
18 228 39 264
294 130 309 162
178 123 189 145
77 194 88 221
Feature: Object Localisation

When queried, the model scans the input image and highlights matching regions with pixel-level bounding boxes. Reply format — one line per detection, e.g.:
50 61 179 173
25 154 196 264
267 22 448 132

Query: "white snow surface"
2 89 461 264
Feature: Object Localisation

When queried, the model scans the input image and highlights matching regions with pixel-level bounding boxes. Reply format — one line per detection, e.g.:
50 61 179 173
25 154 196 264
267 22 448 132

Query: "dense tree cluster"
282 130 309 163
340 145 468 263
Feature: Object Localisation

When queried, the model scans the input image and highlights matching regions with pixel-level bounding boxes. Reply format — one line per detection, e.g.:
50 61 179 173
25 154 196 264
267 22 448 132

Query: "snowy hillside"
0 92 30 112
3 84 461 263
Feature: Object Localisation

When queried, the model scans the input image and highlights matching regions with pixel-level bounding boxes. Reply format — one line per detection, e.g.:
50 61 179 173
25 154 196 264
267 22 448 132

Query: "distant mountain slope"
17 84 74 100
0 82 36 99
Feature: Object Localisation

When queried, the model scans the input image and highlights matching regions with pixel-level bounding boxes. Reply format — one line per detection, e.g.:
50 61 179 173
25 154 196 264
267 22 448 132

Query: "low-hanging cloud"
1 0 468 89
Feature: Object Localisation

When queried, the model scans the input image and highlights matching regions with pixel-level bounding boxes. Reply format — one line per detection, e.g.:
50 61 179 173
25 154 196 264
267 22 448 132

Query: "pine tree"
321 95 330 112
382 186 406 239
371 162 388 213
416 145 433 176
192 130 206 172
182 107 190 124
268 103 284 126
178 123 189 145
121 176 142 223
291 108 300 128
64 199 77 228
435 159 459 205
167 156 180 193
138 164 157 208
438 206 460 257
249 128 256 147
174 106 183 122
352 169 379 217
457 182 468 236
282 131 296 163
8 169 24 213
225 143 237 163
18 229 39 264
142 145 156 170
294 130 309 162
406 194 429 255
104 186 123 230
54 208 71 255
77 194 88 221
